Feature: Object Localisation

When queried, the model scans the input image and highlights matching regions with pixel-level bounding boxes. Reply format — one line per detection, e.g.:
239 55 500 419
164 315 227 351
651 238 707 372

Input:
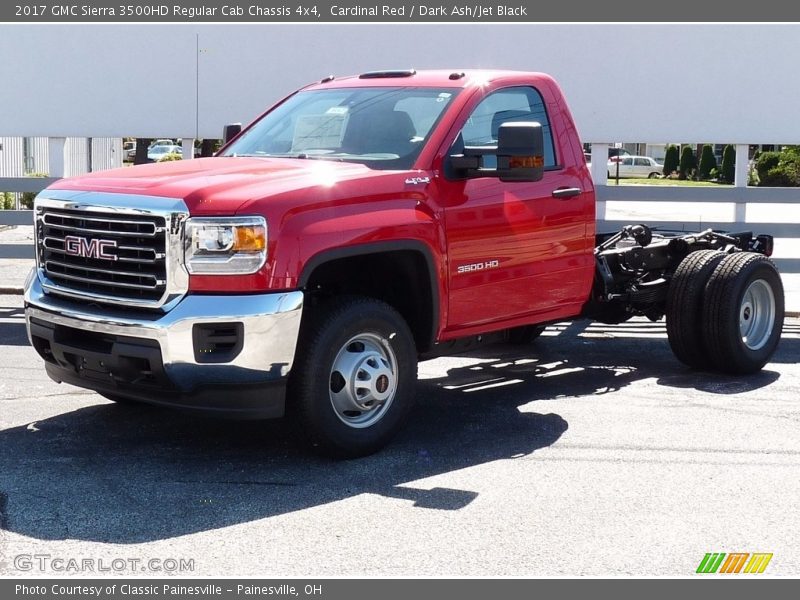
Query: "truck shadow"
0 318 795 544
0 381 568 545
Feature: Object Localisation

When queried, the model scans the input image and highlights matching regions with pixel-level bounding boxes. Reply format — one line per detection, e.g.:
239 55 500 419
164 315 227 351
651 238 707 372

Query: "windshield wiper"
228 152 349 162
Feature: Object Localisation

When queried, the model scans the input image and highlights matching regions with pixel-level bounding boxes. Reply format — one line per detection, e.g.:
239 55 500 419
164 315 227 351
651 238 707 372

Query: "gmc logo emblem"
63 235 118 261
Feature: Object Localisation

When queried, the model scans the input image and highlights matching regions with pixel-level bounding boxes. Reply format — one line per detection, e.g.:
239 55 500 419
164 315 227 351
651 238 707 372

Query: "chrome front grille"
35 193 190 309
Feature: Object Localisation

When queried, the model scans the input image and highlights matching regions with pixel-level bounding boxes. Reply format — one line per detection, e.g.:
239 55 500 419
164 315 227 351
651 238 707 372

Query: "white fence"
3 173 799 275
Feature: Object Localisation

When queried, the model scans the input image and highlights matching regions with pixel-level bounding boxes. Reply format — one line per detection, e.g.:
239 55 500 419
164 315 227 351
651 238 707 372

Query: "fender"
298 239 444 350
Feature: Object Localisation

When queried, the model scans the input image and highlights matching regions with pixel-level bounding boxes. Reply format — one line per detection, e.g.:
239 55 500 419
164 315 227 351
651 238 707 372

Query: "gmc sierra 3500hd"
24 69 784 457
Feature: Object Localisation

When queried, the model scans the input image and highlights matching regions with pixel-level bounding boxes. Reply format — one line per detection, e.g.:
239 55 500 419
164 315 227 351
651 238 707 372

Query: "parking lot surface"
0 294 798 576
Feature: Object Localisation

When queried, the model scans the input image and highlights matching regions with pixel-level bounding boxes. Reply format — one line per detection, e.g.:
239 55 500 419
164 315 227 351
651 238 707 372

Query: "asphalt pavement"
1 293 798 576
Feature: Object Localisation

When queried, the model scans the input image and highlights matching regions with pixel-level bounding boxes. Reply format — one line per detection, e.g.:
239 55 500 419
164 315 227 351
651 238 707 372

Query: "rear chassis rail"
584 224 775 323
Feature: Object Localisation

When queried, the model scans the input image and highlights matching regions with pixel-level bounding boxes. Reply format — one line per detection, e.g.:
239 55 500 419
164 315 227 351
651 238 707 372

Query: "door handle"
551 187 582 199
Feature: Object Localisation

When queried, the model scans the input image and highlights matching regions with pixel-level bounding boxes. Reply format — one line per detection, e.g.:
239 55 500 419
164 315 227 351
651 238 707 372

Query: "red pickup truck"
24 69 784 456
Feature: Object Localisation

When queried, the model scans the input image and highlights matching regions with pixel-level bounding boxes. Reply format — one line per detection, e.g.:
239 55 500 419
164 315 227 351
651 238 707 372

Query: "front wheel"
288 297 417 458
648 172 660 179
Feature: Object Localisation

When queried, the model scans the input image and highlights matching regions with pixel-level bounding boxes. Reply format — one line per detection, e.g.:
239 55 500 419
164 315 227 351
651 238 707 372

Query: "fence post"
591 143 609 220
734 143 749 225
48 137 67 178
182 138 195 160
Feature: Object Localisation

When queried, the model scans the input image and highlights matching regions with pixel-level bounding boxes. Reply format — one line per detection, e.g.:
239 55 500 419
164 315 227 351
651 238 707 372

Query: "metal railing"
2 176 800 272
595 185 800 273
0 177 58 259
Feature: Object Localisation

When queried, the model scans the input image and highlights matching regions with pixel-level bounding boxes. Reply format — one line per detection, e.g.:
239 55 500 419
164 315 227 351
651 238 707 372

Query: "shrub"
698 144 717 179
20 172 49 209
758 164 800 187
755 152 780 182
720 145 736 184
158 153 182 162
678 146 697 180
662 144 679 177
1 192 15 210
755 152 781 181
756 148 800 187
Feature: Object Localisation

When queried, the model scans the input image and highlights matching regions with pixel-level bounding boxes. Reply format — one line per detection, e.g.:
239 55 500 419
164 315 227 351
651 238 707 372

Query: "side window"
621 157 633 166
634 158 649 166
459 86 556 168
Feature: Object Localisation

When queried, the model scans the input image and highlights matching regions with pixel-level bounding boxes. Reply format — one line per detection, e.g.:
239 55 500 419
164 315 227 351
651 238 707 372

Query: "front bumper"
24 272 304 418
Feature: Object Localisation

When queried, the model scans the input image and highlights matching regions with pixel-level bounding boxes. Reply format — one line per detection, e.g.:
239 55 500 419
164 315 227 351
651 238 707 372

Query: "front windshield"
222 86 459 170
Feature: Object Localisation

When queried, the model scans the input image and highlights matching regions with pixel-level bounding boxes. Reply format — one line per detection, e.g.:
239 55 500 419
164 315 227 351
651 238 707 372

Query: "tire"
648 172 660 179
288 297 417 458
702 253 784 374
508 325 545 344
666 250 726 369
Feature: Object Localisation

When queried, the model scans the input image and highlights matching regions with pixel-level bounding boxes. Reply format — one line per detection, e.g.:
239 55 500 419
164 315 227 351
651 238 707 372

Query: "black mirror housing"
496 122 545 182
223 123 242 145
448 122 545 182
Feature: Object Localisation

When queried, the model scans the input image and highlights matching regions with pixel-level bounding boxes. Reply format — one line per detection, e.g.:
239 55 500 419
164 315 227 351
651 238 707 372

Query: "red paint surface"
50 71 596 341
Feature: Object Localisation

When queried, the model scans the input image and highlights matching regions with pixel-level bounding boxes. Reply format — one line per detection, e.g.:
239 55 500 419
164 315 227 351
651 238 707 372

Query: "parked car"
608 155 663 178
123 142 136 162
148 139 175 149
585 148 632 165
147 145 182 161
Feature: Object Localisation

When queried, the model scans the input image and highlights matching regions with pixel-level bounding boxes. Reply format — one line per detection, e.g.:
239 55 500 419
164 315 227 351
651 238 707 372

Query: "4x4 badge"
405 176 430 185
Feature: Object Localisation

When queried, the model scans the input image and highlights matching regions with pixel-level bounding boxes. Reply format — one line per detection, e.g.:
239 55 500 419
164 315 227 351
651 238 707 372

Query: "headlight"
184 217 267 274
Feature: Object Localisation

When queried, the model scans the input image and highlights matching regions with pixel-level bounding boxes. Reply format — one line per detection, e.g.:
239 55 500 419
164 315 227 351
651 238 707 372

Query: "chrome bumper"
24 271 304 416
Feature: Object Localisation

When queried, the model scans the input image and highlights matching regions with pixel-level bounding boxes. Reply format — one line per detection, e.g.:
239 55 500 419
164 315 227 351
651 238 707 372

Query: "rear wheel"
702 253 784 374
288 297 417 458
666 249 726 369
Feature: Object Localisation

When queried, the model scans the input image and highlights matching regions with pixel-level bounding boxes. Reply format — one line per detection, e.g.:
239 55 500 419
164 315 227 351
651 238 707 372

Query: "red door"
437 85 593 334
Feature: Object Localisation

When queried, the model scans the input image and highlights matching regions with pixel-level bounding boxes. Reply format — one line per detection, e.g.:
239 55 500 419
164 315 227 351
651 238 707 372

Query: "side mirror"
496 122 544 182
223 123 242 145
449 121 545 182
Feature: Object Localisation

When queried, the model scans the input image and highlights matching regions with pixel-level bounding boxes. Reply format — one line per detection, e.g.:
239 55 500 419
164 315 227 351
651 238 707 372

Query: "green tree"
663 144 679 177
755 151 780 183
678 145 697 180
1 192 15 210
20 173 49 209
698 144 717 179
755 147 800 187
720 145 736 184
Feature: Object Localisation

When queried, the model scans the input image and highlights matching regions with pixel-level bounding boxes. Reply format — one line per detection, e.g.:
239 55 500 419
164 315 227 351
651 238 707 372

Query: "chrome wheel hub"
739 279 776 351
329 333 398 428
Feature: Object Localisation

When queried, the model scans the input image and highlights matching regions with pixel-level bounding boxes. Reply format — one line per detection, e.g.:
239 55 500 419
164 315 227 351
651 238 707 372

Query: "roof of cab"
302 69 552 90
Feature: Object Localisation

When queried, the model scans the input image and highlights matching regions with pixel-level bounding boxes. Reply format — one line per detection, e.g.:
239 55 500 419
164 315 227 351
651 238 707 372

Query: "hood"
49 157 387 214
